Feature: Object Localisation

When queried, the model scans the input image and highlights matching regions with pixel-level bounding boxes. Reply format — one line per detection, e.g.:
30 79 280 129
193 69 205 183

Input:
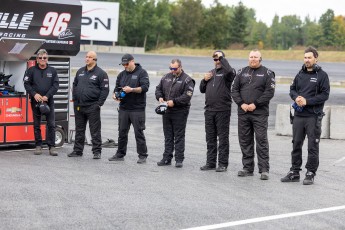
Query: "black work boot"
238 170 254 177
137 157 147 164
157 159 171 166
303 171 315 185
108 155 124 161
200 164 216 171
68 151 83 157
93 153 101 159
175 162 183 168
281 171 300 182
216 165 227 172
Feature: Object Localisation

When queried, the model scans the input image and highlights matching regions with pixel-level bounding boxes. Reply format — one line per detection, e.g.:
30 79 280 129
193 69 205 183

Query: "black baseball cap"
119 54 134 65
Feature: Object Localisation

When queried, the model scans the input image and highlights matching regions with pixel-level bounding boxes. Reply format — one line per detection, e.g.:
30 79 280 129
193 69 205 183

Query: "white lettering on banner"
80 1 119 42
0 12 33 30
0 32 26 38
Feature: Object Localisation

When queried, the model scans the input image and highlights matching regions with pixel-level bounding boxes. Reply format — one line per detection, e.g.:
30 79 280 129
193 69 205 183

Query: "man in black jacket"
281 46 330 185
231 49 275 180
68 51 109 159
108 54 150 164
199 51 236 172
155 59 195 168
24 49 59 156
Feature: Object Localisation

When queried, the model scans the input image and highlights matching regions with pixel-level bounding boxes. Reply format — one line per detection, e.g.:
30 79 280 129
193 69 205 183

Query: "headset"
259 57 262 62
93 58 97 61
301 63 320 72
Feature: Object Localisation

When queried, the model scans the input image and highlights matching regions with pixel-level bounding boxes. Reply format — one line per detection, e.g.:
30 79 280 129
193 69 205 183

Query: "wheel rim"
55 131 63 145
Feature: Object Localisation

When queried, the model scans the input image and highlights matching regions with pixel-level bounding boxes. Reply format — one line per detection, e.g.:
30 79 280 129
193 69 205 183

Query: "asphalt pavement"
1 74 344 230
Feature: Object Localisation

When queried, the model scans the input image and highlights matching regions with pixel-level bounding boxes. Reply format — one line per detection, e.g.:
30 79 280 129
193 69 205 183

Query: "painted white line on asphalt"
182 205 345 230
333 156 345 165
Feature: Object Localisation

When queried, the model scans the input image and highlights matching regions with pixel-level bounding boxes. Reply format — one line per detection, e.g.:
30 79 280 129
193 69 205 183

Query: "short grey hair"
37 49 48 57
171 59 182 67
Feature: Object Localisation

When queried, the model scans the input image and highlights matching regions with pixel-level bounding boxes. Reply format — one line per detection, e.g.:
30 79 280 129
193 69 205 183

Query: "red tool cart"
0 0 82 147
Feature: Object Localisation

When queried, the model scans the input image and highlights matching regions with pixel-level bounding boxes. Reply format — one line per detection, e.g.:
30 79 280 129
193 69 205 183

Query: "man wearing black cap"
199 50 236 172
155 59 195 168
24 49 59 156
68 51 109 159
108 54 150 164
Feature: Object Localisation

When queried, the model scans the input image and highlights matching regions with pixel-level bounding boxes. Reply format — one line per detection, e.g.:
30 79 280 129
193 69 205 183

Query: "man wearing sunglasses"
24 49 59 156
108 54 150 164
199 50 236 172
231 49 275 180
155 59 195 168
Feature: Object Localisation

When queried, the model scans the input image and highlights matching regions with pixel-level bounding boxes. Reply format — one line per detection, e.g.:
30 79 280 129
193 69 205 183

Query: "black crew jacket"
199 56 236 111
73 65 109 107
155 70 195 112
114 63 150 111
231 65 275 116
290 64 330 117
24 64 59 99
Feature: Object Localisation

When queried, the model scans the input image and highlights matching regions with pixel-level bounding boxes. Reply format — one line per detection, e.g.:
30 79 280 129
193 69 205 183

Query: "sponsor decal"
0 12 33 30
186 90 193 96
310 77 317 82
58 29 75 39
90 75 97 80
6 107 22 113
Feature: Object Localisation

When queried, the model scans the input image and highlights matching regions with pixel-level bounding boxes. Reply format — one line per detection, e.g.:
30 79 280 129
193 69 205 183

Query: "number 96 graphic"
39 12 71 36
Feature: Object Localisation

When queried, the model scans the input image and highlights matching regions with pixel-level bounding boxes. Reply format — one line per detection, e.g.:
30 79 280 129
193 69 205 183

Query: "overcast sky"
201 0 345 26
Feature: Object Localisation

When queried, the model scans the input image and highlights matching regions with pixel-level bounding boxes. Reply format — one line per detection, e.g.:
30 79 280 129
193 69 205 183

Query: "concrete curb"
275 104 344 139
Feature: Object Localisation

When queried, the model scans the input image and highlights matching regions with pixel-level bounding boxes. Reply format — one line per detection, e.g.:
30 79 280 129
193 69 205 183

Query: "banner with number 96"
0 0 82 56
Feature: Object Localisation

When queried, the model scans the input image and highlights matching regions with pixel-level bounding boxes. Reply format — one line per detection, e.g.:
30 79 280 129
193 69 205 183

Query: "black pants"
116 109 147 158
73 104 102 154
291 116 321 174
31 100 55 147
238 113 269 173
204 110 230 167
162 110 189 163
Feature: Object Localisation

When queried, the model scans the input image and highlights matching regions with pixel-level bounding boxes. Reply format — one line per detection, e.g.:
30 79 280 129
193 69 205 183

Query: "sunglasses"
169 67 179 71
213 59 219 62
38 57 47 60
122 63 129 67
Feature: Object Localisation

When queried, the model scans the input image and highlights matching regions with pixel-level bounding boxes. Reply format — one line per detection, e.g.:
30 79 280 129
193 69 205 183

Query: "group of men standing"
24 46 329 185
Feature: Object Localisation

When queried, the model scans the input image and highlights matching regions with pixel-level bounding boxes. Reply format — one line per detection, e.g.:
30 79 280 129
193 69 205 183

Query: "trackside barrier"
275 104 341 139
330 106 345 139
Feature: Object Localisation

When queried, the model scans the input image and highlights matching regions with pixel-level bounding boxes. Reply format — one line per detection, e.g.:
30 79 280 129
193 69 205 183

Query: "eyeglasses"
169 67 179 71
213 59 219 62
38 57 47 60
122 63 129 67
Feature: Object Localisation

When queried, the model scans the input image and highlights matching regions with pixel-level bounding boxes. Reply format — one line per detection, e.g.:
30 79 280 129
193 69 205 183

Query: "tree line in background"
93 0 345 51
